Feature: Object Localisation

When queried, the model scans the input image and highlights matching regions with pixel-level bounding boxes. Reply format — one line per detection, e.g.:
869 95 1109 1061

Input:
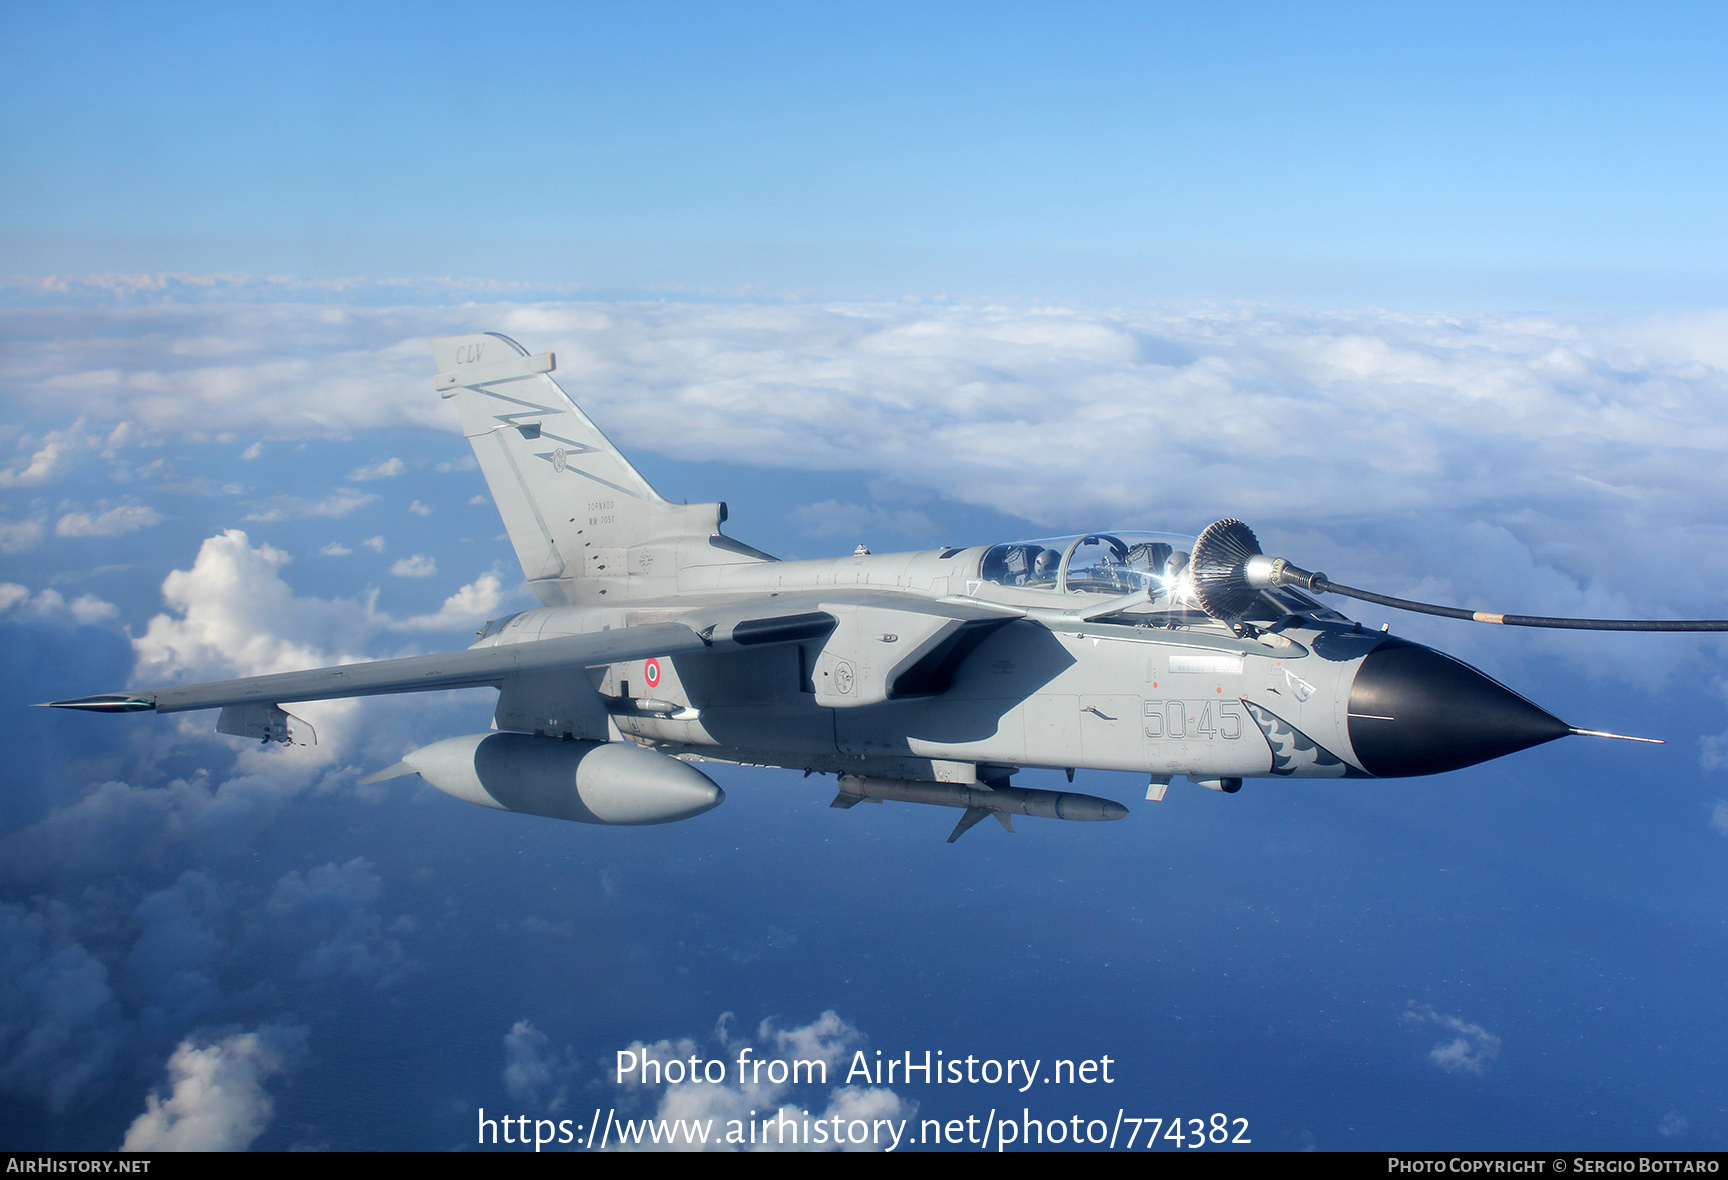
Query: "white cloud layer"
7 297 1728 632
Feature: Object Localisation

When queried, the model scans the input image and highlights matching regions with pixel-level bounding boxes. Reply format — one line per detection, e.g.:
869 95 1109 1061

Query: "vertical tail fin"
430 332 747 604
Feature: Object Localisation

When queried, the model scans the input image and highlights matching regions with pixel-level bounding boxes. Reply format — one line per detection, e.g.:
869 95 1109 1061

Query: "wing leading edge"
45 621 709 715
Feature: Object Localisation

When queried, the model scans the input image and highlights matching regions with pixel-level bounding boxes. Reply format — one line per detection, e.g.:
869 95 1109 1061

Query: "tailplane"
430 332 766 604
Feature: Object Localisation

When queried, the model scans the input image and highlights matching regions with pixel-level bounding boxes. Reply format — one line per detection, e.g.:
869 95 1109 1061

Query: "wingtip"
42 694 156 713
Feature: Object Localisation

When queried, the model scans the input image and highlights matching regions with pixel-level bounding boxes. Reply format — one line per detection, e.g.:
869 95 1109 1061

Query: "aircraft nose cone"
1347 638 1570 777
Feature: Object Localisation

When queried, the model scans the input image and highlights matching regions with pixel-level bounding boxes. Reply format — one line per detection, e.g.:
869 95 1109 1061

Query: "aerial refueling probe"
1191 518 1728 633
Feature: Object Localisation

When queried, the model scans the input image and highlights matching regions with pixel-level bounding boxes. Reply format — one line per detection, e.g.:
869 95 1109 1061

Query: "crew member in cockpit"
1033 548 1062 585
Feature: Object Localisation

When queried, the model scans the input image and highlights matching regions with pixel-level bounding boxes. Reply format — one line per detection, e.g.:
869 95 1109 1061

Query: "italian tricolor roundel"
643 658 661 689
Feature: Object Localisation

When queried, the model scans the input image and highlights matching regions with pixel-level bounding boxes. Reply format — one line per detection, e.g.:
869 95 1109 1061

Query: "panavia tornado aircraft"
48 333 1717 843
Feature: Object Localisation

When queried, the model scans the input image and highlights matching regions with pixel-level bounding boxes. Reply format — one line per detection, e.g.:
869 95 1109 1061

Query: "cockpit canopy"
981 532 1188 594
979 531 1330 623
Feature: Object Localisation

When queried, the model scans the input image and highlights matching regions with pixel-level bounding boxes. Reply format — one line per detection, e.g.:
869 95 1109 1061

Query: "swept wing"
46 620 709 715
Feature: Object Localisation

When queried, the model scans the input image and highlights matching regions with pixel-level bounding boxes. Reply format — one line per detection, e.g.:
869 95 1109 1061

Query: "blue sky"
4 2 1727 307
3 3 1728 1153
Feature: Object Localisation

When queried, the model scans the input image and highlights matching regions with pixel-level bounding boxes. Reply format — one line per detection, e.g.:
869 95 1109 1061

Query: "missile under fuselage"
834 774 1128 822
401 733 724 825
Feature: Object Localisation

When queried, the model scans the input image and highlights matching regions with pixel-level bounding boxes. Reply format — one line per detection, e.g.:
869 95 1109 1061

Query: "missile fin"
946 806 993 844
993 811 1014 833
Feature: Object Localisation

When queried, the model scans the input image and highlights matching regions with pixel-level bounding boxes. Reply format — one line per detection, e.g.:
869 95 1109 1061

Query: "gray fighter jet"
49 333 1689 842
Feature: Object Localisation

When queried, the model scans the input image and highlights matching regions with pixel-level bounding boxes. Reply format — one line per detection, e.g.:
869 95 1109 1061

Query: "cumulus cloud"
121 1024 307 1151
1402 1004 1501 1074
1 441 71 486
131 530 374 687
393 572 504 632
611 1011 913 1152
55 503 163 537
390 554 436 578
347 458 405 481
129 528 506 683
361 536 385 552
407 500 432 516
117 529 517 757
0 583 119 625
0 529 521 883
0 423 91 487
319 542 351 556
